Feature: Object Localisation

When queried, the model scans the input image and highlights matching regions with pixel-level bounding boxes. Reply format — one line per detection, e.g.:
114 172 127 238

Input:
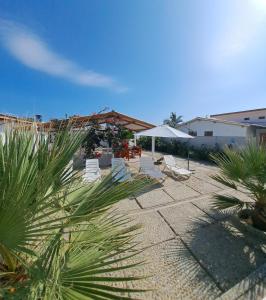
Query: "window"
258 116 265 119
188 130 197 136
204 131 213 136
244 117 250 120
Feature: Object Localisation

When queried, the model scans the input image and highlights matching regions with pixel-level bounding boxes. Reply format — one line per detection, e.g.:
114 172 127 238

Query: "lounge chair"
139 157 166 181
83 159 101 182
164 155 192 178
112 158 131 182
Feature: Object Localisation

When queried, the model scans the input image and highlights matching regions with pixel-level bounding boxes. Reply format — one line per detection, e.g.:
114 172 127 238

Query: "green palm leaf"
0 125 153 299
212 194 247 210
211 142 266 217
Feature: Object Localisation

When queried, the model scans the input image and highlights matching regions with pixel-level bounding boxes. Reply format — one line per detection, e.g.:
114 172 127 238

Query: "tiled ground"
113 152 266 299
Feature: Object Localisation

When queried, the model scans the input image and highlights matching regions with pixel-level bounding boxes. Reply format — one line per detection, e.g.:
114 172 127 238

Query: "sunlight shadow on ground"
165 212 266 298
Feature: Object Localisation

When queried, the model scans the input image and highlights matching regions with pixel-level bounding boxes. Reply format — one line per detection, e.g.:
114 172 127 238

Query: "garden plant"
0 125 152 299
211 143 266 231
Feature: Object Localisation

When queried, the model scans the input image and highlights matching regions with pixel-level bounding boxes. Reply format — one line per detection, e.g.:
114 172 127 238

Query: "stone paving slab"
216 189 254 203
164 185 200 202
159 202 214 235
217 262 266 300
181 222 266 291
222 216 266 256
184 176 221 194
118 154 266 299
125 239 222 300
237 279 266 300
192 197 233 221
193 172 228 189
162 176 184 187
136 189 174 208
112 198 140 213
130 211 175 247
134 183 162 198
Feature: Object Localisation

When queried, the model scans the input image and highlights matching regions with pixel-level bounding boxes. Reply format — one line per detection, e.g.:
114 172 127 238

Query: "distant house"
211 108 266 126
178 115 266 149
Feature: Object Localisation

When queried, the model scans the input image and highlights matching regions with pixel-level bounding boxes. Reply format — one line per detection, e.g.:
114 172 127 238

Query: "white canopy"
135 125 193 139
135 125 193 158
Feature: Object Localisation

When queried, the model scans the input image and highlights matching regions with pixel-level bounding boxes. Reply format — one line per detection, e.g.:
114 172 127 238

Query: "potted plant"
211 143 266 231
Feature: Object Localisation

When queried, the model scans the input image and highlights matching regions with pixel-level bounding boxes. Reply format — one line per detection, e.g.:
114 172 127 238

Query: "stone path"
113 153 266 299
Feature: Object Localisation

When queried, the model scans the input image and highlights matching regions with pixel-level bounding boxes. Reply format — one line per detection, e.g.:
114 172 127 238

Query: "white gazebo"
135 125 194 168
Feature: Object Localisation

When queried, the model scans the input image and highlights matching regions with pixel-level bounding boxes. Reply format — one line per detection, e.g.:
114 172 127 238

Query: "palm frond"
27 213 146 300
211 142 266 214
0 125 152 299
212 194 247 210
210 174 237 190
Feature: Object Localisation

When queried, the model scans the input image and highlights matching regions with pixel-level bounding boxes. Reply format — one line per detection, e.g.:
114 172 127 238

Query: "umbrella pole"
152 136 155 159
187 139 190 170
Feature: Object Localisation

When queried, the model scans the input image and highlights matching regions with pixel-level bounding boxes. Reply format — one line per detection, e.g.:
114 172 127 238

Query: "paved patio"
112 152 266 299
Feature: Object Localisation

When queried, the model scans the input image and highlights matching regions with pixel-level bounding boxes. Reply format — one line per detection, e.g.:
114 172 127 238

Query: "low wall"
176 136 247 150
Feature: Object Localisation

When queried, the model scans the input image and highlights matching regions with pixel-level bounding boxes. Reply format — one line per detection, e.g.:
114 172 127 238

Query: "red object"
114 144 142 161
95 152 102 158
131 146 142 158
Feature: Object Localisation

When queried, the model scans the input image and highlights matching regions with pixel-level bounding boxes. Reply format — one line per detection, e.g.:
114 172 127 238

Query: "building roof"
179 117 266 128
45 111 155 132
210 108 266 117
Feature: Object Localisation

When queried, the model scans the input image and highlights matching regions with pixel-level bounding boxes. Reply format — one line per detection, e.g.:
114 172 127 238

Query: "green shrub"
138 137 223 162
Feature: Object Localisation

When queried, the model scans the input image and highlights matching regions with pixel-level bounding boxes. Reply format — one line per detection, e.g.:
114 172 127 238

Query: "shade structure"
135 125 193 139
135 125 194 169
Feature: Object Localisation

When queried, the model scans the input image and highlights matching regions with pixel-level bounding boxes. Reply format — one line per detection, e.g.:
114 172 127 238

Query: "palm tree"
0 125 153 299
211 143 266 231
163 112 183 129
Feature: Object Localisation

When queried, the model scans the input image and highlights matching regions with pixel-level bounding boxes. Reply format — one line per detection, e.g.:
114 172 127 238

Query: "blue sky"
1 0 266 124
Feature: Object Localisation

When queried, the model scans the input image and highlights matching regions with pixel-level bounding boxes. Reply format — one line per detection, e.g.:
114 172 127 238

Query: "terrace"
108 152 266 299
1 118 266 299
72 114 266 299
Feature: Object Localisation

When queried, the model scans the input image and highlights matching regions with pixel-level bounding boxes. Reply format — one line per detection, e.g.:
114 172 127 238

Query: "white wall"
179 119 247 137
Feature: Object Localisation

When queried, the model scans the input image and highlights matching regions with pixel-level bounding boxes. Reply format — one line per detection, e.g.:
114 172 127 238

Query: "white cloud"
0 19 126 92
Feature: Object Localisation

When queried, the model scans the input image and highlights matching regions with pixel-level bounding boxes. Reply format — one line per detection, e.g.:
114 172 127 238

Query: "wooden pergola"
44 111 155 132
0 114 39 131
0 114 34 125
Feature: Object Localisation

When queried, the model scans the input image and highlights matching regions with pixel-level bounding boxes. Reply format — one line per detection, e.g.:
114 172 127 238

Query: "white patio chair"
111 158 131 182
139 157 166 181
164 155 192 178
83 159 101 182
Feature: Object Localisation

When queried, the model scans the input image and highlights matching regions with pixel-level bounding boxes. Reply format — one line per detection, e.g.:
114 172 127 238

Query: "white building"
178 116 266 149
211 108 266 126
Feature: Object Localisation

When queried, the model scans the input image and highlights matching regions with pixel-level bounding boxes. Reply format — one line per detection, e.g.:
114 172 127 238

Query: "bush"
138 137 223 162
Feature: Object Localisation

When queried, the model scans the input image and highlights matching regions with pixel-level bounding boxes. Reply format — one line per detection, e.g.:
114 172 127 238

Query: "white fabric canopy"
135 125 193 159
135 125 193 138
